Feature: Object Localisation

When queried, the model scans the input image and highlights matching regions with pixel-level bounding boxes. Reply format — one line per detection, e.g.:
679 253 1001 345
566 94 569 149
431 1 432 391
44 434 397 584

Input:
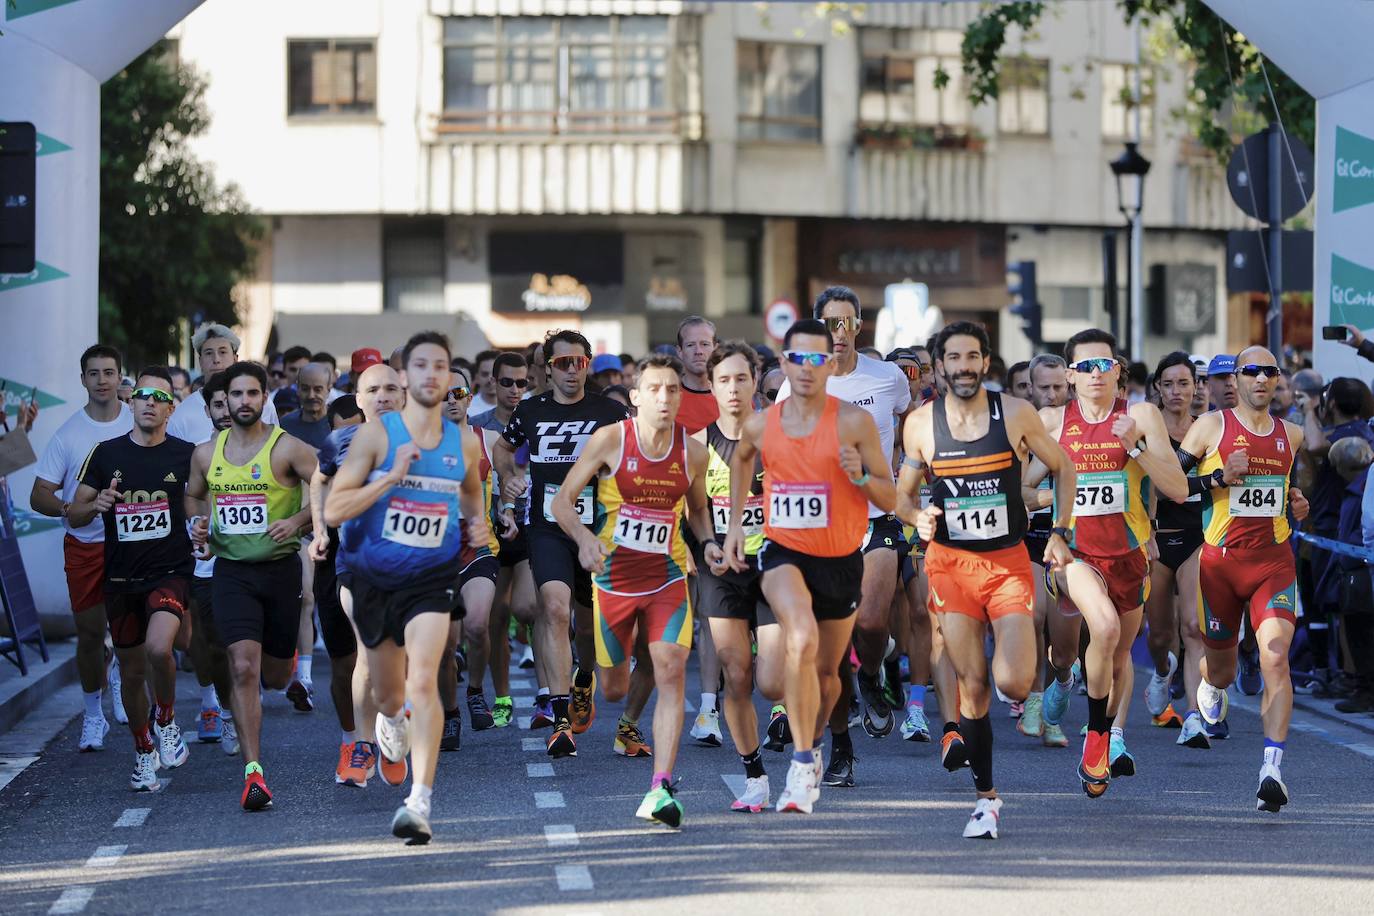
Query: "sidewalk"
0 638 77 737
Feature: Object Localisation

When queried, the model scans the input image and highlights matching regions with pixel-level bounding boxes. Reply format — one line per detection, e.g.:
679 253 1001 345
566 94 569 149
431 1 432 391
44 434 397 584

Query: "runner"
67 367 194 790
553 353 712 827
30 344 133 750
186 361 318 811
1024 329 1188 797
722 318 896 814
169 323 279 443
325 331 489 843
897 321 1078 839
1178 345 1309 812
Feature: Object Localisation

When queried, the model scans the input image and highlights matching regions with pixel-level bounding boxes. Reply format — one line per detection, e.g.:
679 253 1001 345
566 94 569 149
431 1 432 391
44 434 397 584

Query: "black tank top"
929 391 1027 552
1156 433 1203 531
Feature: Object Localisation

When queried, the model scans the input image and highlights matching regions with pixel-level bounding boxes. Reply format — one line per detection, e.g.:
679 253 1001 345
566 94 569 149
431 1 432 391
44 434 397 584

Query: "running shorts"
1198 542 1297 650
527 528 593 608
593 579 691 667
758 539 862 622
107 577 190 649
212 555 302 659
1156 529 1203 574
697 555 776 627
498 526 530 568
313 533 357 660
342 570 460 650
925 541 1034 623
1024 530 1050 567
1069 547 1150 615
862 514 906 555
63 535 104 613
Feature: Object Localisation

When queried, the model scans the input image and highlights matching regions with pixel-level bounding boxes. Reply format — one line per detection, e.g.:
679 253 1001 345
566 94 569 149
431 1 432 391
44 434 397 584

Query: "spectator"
1272 369 1295 419
1327 437 1374 712
1334 324 1374 365
1206 354 1238 410
1290 369 1324 422
1006 360 1032 401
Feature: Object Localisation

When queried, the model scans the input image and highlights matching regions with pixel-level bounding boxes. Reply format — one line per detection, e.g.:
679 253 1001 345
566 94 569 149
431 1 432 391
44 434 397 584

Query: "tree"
99 44 261 369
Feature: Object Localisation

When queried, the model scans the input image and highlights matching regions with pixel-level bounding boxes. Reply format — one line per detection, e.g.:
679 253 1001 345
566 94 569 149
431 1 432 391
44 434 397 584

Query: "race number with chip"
612 504 676 554
115 500 171 542
712 495 764 536
1229 475 1284 518
383 498 448 549
1075 471 1128 517
944 494 1009 541
544 484 594 525
768 483 829 529
214 494 268 535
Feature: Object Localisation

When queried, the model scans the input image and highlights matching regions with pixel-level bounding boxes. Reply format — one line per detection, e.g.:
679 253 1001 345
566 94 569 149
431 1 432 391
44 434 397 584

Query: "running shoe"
901 705 932 742
197 706 223 742
1256 762 1288 813
776 760 816 814
130 750 160 792
614 720 652 758
1203 717 1229 740
530 698 555 730
242 769 273 811
1145 651 1177 717
79 714 110 752
1008 700 1024 719
1196 680 1229 725
222 716 239 756
1108 733 1136 778
376 711 412 766
570 671 597 734
847 694 862 730
881 658 906 710
962 796 1002 840
1017 694 1044 738
467 693 495 731
335 743 354 784
109 657 128 725
492 696 513 728
518 645 535 669
546 720 577 758
764 706 791 752
1150 704 1184 728
731 775 770 813
941 729 970 771
392 801 433 844
378 749 408 787
689 709 723 747
440 713 462 752
857 668 894 738
1042 722 1069 748
636 780 683 828
154 718 189 769
286 678 314 712
339 741 375 786
1078 731 1111 798
1177 712 1211 749
821 747 855 787
1238 647 1262 696
1042 675 1071 727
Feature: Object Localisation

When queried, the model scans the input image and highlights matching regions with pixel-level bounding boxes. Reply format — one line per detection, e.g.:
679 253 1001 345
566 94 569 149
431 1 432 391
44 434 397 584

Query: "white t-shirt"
777 353 911 518
168 388 278 445
469 393 496 415
33 404 134 543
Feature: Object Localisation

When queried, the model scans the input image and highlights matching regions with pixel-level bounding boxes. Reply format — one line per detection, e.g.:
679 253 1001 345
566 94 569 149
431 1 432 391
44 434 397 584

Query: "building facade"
172 0 1254 363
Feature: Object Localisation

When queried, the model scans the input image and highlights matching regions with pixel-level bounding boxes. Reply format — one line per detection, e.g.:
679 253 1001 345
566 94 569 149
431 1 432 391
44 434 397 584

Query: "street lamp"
1110 141 1151 360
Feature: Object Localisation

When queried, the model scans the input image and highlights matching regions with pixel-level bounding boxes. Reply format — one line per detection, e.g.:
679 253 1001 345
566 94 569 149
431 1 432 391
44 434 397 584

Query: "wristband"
1050 526 1072 542
849 472 871 487
501 502 516 512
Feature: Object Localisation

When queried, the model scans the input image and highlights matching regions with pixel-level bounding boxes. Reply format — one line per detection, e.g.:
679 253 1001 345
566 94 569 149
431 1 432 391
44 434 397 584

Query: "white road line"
113 807 150 828
684 699 696 713
48 886 95 914
83 845 127 868
544 824 580 847
509 679 534 691
522 737 545 751
517 716 533 730
0 754 40 794
513 695 536 709
555 865 593 891
535 791 565 809
527 763 554 777
720 773 747 799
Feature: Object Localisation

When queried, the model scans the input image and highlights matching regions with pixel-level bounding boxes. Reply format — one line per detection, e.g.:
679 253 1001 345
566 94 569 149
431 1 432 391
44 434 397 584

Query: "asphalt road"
3 648 1374 915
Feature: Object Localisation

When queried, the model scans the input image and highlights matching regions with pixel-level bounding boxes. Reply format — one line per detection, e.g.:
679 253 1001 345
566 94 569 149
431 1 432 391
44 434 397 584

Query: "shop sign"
522 273 591 312
645 276 689 311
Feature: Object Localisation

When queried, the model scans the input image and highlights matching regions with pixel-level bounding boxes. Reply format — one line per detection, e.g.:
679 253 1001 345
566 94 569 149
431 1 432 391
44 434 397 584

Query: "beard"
231 405 263 428
942 367 984 400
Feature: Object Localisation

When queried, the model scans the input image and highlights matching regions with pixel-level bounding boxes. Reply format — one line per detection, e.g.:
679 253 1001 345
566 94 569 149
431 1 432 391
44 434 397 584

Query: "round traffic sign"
765 299 798 340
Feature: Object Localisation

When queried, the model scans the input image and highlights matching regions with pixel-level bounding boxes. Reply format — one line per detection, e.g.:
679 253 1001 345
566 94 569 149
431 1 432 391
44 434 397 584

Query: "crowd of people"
12 290 1374 844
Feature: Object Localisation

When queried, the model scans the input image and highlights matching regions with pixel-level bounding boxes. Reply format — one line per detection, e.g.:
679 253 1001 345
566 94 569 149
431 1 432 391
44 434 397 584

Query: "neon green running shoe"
635 781 683 828
491 696 513 729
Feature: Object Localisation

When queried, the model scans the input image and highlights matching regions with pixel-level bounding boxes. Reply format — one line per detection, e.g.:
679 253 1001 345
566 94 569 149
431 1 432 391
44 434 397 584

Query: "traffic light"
1008 260 1041 347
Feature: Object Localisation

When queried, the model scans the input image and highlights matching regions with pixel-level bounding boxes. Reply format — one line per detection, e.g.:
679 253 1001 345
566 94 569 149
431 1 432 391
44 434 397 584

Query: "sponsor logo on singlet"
533 420 599 463
250 463 262 480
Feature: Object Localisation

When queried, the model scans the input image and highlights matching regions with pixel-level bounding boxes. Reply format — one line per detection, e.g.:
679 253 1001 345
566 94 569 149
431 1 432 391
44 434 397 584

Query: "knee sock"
1087 694 1109 735
1263 738 1284 768
741 749 765 779
960 714 994 793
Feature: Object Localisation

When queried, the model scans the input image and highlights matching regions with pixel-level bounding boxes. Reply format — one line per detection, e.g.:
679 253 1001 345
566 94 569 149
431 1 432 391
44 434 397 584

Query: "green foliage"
99 45 260 368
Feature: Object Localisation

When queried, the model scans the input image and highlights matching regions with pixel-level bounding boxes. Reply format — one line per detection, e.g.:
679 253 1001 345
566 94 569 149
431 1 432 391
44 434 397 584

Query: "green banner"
5 0 82 21
0 261 68 292
1334 126 1374 214
1 376 65 416
9 506 63 538
1330 253 1374 329
35 132 70 157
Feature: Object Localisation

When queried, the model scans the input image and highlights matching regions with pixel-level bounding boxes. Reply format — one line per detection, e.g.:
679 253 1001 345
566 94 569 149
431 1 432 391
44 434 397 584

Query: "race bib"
215 494 268 535
382 497 448 549
712 495 765 537
1075 471 1128 517
944 494 1009 541
115 500 171 543
768 482 829 529
612 504 676 554
543 483 594 525
1229 475 1284 518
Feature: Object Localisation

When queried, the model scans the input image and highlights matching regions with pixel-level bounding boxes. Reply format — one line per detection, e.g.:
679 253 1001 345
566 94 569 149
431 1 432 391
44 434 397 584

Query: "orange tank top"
761 395 868 557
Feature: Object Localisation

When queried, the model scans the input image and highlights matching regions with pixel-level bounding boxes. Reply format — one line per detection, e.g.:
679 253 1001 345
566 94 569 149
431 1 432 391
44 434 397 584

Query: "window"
441 16 701 135
288 39 377 117
737 42 822 142
998 57 1049 135
859 29 967 128
1101 63 1153 139
383 220 445 314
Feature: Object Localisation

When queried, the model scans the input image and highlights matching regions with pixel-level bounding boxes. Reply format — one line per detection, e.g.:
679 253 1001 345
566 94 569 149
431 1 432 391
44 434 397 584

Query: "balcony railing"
436 109 704 140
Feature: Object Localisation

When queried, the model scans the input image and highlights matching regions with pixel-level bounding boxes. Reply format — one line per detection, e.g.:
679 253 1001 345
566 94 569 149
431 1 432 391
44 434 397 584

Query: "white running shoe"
1196 680 1228 725
1145 651 1177 718
154 718 189 769
221 716 240 756
518 645 535 669
900 705 932 742
79 714 110 752
689 709 723 747
810 751 824 803
1177 711 1211 749
1256 763 1288 813
130 749 161 791
731 775 770 813
776 760 815 814
963 796 1002 839
391 800 433 844
108 658 128 725
376 710 411 764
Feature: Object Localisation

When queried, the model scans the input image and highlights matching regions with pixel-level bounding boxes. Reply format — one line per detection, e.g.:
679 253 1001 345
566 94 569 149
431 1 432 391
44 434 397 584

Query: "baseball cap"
1207 354 1236 377
591 354 622 375
351 347 384 374
653 344 678 358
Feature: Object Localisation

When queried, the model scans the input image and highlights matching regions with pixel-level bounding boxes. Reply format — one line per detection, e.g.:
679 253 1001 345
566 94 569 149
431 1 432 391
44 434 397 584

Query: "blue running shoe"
197 706 223 743
1203 717 1229 740
1043 675 1071 726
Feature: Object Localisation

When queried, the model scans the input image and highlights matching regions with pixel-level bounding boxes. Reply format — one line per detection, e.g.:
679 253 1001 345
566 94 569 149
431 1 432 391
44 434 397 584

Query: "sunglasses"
131 387 175 404
764 389 780 401
1070 358 1118 375
497 376 530 389
783 350 834 368
900 364 930 380
549 355 589 373
447 386 472 400
1239 364 1281 379
822 316 861 333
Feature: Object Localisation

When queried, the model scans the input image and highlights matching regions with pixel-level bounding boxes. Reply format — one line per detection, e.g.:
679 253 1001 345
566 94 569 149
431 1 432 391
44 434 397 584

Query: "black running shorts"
341 570 460 649
212 555 302 659
758 540 862 621
527 527 593 608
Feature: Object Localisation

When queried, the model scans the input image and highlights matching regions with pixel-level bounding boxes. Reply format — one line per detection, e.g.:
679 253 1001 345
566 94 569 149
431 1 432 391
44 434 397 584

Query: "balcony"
847 123 991 222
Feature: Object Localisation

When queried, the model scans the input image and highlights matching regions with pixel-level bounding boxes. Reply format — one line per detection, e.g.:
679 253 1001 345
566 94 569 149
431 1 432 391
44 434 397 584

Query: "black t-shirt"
80 433 196 592
502 391 628 533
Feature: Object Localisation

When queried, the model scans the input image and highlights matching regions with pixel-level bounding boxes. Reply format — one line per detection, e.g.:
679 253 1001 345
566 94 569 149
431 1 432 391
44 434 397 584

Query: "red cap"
351 348 384 374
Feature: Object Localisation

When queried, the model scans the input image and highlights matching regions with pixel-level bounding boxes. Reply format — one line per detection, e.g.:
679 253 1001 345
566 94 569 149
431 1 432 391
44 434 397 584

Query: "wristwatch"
60 501 71 518
1050 526 1072 541
1126 442 1144 460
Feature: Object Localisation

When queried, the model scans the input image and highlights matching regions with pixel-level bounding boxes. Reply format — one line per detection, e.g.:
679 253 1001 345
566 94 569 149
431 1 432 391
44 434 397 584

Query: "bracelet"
849 472 871 487
501 502 516 512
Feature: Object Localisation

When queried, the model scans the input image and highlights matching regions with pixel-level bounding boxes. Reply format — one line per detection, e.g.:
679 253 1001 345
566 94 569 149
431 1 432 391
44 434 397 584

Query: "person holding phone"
1327 323 1374 365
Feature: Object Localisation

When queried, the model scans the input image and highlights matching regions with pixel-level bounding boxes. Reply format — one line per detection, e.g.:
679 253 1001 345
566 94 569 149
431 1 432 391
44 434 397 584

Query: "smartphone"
1322 325 1349 341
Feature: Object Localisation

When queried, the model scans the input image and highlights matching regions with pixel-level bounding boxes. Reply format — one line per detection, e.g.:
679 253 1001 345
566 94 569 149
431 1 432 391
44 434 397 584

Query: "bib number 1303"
215 494 268 535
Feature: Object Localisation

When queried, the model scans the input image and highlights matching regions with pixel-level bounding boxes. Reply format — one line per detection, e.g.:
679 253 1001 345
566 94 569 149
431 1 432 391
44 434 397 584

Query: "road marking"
535 791 565 809
513 695 535 709
509 679 534 691
522 737 545 751
527 762 554 777
544 824 580 847
0 754 40 794
721 773 747 799
684 699 696 713
113 808 150 828
555 865 593 891
517 716 533 730
84 845 127 868
48 887 95 914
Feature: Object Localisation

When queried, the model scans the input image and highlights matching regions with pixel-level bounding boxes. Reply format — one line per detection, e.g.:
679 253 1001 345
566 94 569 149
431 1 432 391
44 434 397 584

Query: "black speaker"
0 122 37 275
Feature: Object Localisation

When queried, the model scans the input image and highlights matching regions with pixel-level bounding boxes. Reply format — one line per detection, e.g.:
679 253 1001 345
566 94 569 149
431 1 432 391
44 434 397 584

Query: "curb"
1290 693 1374 738
0 643 78 738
